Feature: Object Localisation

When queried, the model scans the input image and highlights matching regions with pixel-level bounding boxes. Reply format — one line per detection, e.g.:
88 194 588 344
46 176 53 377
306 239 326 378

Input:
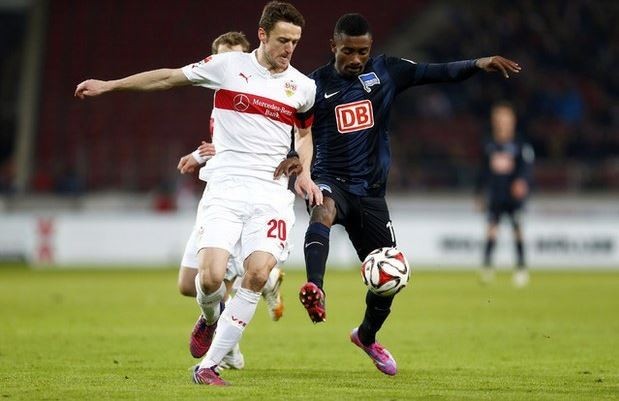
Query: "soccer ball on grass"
361 247 410 296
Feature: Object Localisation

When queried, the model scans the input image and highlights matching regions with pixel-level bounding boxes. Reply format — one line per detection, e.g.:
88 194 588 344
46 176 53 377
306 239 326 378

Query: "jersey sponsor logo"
233 94 250 111
324 90 340 99
358 72 380 93
335 100 374 134
215 89 302 126
284 80 297 97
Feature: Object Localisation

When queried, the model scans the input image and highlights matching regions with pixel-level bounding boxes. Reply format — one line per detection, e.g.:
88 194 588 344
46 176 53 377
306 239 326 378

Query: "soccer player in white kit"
75 1 322 387
176 31 296 371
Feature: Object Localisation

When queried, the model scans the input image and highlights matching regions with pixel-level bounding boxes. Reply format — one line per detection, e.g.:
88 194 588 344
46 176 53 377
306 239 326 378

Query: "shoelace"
368 343 389 359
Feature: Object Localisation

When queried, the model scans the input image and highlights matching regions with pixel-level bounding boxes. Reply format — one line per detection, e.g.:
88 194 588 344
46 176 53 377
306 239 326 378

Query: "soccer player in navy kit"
295 13 521 375
475 102 534 287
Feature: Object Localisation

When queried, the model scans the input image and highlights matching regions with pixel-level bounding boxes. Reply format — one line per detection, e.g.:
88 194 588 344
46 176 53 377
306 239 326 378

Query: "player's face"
215 43 245 54
258 21 302 73
492 106 516 142
331 33 372 78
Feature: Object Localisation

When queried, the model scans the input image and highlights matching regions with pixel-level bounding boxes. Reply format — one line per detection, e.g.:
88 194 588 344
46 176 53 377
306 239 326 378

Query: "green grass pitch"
1 266 618 400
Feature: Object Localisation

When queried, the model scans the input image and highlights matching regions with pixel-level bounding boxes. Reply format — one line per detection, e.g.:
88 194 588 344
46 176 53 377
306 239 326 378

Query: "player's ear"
330 38 336 54
258 27 267 44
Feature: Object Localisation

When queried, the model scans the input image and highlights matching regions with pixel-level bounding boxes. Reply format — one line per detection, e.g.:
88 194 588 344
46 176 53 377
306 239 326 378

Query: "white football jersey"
182 50 315 184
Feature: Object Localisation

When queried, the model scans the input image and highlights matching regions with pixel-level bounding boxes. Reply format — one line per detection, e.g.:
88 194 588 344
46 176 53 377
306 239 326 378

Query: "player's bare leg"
178 266 198 297
190 248 228 358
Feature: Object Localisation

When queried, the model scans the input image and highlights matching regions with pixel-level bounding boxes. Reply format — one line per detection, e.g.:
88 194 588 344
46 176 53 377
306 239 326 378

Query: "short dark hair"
259 1 305 34
211 31 251 54
334 13 372 37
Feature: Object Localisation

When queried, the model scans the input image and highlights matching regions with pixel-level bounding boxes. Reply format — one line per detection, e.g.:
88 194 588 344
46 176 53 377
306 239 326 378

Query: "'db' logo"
335 100 374 134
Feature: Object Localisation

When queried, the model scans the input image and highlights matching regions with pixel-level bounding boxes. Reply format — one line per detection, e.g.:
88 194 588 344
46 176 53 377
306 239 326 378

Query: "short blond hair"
211 31 251 54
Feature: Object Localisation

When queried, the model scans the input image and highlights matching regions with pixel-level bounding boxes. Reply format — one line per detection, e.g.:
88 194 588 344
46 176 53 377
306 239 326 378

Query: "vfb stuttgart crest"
284 80 297 97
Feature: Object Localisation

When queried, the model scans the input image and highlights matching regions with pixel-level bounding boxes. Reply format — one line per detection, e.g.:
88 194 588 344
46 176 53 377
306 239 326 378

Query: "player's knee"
243 267 269 292
197 270 223 293
311 201 336 226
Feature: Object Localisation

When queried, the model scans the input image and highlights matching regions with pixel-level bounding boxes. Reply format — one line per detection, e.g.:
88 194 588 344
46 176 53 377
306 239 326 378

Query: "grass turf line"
0 266 617 400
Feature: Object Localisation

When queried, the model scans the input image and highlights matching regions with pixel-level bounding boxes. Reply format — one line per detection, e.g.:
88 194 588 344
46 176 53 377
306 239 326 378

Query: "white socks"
199 287 261 369
195 275 226 325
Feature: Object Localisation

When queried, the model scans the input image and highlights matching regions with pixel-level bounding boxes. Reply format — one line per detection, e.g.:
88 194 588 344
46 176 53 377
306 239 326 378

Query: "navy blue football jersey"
309 55 478 196
476 139 534 205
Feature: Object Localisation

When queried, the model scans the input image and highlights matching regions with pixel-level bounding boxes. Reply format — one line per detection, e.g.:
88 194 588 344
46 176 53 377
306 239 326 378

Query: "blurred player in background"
175 31 293 372
75 1 321 386
295 13 521 376
475 101 534 287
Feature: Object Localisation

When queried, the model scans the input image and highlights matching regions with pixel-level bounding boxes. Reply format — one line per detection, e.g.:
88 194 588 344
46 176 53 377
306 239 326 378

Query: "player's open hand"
274 157 302 179
74 79 109 99
294 174 323 206
177 153 199 174
475 56 521 78
197 141 215 159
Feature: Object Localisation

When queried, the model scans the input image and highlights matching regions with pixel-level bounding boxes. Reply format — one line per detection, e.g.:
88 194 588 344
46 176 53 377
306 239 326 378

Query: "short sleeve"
295 79 316 128
385 56 419 92
181 53 229 90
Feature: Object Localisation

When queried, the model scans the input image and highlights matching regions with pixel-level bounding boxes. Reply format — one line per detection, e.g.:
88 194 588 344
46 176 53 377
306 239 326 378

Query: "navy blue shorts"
312 178 396 261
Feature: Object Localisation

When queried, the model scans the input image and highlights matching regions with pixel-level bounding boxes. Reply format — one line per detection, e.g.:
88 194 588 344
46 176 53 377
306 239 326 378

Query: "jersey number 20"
267 219 287 241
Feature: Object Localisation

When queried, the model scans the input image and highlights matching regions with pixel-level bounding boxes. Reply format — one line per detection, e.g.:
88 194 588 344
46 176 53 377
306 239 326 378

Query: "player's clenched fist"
74 79 109 99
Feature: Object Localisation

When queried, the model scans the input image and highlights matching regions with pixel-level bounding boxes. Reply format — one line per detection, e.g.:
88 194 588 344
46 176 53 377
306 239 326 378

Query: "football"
361 247 411 296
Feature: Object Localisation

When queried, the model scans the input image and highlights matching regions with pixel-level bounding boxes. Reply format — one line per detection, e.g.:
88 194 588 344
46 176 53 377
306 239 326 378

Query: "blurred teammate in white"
75 1 322 386
176 31 295 372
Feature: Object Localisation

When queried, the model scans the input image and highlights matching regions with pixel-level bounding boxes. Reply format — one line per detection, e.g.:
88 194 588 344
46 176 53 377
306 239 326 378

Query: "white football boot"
262 267 285 321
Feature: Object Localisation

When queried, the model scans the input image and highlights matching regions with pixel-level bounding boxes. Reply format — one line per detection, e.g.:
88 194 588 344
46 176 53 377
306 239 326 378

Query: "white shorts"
196 176 295 264
180 217 244 281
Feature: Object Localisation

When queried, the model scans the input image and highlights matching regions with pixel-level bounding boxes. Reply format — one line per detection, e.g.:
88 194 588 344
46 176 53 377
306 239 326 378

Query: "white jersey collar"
251 49 290 78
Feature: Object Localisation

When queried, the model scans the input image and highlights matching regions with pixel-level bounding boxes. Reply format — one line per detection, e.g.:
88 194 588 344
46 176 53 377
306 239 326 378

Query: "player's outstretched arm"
294 127 323 206
475 56 521 78
75 68 190 99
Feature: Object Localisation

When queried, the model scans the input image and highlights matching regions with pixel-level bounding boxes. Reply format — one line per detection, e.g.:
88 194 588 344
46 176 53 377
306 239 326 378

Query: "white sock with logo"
195 275 226 325
199 287 261 369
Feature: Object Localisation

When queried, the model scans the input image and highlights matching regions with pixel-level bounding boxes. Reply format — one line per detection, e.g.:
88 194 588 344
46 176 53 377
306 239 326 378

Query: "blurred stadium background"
0 0 617 268
1 2 618 400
